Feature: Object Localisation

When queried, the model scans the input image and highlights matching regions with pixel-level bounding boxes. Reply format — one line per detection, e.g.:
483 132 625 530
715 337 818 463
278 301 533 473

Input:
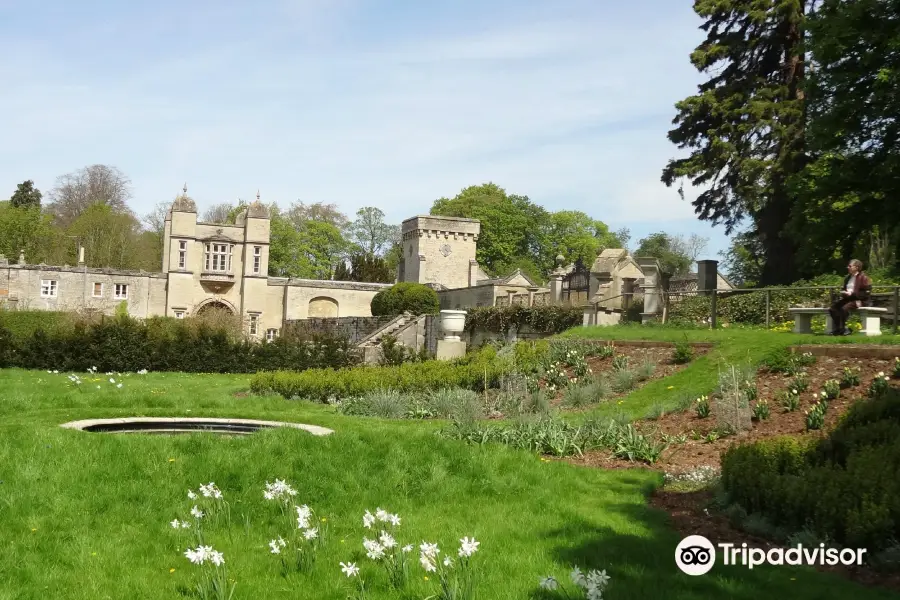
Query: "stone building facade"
0 192 390 340
0 195 546 339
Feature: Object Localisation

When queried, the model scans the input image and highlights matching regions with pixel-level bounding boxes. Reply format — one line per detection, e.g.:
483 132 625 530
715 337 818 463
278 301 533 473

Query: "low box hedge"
250 349 513 401
721 385 900 551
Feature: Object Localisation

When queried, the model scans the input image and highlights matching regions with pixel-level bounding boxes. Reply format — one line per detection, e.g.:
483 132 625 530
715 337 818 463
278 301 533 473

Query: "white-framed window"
40 279 57 298
92 282 104 298
178 240 187 269
174 310 185 319
204 243 232 272
253 246 261 274
249 313 260 335
114 284 128 299
266 328 278 342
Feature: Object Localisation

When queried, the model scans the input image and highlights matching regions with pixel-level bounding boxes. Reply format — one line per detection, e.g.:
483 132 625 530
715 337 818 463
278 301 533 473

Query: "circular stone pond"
59 417 334 436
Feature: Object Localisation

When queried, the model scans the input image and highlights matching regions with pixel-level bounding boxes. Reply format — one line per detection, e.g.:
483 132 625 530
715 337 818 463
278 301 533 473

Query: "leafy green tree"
431 183 548 277
268 213 350 279
66 204 144 269
9 180 42 209
348 207 399 258
719 231 765 287
0 202 57 263
791 0 900 276
540 210 621 272
333 253 394 283
634 232 709 277
661 0 811 285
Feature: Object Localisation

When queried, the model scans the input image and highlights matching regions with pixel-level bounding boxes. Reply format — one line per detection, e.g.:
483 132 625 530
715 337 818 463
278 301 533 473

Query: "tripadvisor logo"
675 535 867 575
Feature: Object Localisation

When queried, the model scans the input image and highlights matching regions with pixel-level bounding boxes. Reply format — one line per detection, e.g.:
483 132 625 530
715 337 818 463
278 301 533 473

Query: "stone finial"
18 249 25 265
555 254 565 267
247 190 269 219
171 185 197 213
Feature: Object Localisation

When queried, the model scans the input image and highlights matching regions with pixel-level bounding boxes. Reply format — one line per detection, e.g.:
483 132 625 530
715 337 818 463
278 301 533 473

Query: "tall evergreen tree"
662 0 812 285
10 180 42 209
793 0 900 275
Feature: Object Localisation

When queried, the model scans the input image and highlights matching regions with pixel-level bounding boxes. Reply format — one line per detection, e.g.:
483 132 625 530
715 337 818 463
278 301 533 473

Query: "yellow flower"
667 385 674 390
321 517 327 522
168 458 175 463
30 528 37 532
424 576 429 581
169 568 175 573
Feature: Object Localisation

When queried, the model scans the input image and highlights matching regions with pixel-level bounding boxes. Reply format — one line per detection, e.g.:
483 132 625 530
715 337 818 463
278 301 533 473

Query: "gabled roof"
476 268 538 287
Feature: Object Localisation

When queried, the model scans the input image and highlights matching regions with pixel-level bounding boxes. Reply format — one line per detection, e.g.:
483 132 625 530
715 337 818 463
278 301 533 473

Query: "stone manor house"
0 190 732 339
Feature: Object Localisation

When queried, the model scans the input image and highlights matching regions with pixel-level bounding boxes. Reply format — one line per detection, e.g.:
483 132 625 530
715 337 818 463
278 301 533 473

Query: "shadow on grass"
530 501 900 600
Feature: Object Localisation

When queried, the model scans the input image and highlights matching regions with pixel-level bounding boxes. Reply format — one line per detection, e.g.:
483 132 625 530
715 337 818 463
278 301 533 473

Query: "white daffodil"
340 562 359 577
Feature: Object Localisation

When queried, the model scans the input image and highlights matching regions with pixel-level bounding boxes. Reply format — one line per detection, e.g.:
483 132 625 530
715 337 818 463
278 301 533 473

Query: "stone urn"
439 310 467 341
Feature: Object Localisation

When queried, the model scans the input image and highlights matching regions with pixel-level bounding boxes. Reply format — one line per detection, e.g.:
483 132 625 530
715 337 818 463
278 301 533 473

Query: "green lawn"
2 328 900 599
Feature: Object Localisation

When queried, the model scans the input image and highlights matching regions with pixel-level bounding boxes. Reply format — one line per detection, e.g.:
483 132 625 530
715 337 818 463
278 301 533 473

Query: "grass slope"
0 352 898 598
560 326 900 422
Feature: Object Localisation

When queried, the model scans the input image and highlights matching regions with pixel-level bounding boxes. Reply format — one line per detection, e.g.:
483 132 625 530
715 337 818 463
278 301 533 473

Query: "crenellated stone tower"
398 215 480 290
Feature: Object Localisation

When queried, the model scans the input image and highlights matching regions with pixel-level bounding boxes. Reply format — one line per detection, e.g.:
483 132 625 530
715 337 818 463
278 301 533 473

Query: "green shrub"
370 282 439 316
721 387 900 551
250 349 511 401
0 324 11 367
672 340 694 364
2 313 357 374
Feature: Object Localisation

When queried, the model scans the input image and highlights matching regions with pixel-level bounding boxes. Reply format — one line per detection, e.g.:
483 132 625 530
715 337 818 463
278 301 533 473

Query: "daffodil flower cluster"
540 566 611 599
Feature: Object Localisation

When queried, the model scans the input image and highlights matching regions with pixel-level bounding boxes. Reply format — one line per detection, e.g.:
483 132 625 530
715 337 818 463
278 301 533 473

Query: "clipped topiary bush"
370 282 440 317
721 386 900 551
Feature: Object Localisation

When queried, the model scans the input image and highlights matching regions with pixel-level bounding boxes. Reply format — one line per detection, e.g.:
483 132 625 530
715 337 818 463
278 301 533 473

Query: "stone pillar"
697 260 718 295
417 255 427 284
18 249 25 265
637 258 662 324
469 259 480 287
0 254 7 267
527 286 538 306
549 254 567 305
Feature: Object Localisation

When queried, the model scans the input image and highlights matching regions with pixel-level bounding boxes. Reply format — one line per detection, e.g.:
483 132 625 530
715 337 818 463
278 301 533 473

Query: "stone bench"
788 306 888 336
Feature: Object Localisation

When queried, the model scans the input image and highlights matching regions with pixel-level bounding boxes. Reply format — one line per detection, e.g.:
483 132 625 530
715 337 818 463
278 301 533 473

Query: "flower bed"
568 352 900 474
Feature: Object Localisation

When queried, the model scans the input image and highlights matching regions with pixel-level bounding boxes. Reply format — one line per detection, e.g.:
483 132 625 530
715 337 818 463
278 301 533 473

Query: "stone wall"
284 315 399 344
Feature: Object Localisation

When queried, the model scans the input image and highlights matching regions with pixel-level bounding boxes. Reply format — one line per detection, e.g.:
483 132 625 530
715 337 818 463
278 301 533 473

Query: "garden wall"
284 316 398 344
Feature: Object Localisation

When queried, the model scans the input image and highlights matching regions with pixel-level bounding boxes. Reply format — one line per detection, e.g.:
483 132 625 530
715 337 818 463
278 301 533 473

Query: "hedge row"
721 385 900 551
0 314 358 374
465 305 583 334
250 348 512 401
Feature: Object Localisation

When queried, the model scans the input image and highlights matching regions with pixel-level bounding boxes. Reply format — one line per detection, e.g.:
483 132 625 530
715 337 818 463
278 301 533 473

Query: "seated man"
829 259 872 335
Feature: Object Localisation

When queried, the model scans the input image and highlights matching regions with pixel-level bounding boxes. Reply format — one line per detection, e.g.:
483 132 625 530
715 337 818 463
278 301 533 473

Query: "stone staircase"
357 312 424 363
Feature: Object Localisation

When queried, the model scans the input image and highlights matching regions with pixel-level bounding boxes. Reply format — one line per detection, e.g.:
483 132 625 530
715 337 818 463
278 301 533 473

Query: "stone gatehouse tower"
161 188 271 321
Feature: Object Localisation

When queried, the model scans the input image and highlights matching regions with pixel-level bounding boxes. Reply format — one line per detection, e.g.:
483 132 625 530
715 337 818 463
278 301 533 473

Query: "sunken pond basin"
59 417 334 436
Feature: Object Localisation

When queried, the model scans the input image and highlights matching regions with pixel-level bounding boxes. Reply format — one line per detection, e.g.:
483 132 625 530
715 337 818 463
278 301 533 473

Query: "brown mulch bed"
566 354 897 475
651 488 900 593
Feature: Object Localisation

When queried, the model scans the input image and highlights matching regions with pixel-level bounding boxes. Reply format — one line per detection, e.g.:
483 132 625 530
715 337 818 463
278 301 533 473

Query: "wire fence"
660 285 900 334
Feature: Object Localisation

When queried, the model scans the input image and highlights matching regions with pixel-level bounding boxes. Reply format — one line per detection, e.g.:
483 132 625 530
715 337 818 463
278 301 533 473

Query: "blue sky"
0 0 737 262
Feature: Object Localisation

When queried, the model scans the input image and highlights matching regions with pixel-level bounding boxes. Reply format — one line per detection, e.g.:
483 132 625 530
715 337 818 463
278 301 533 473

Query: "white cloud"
0 1 727 252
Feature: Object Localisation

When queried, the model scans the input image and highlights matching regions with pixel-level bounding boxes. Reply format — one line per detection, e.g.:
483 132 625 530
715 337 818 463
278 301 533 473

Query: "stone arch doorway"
308 296 339 318
195 299 236 316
